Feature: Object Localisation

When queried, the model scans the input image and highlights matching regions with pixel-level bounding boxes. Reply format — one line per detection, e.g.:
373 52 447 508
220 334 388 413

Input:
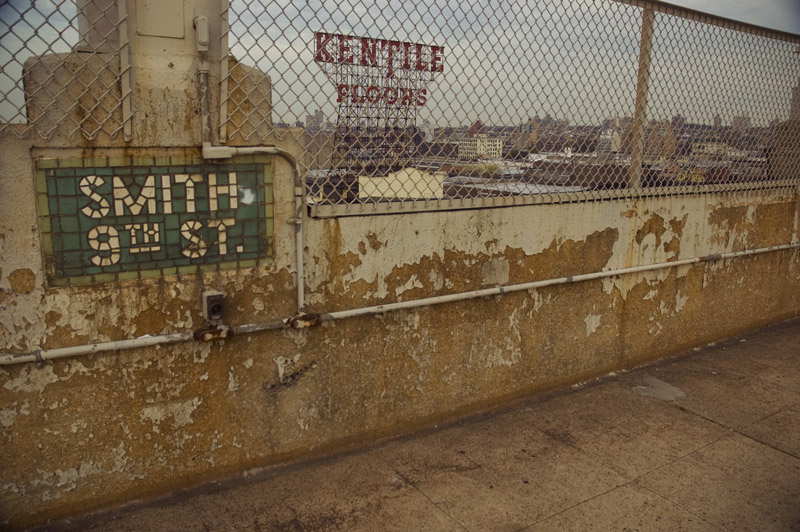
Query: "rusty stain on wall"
7 269 35 294
635 213 667 248
708 205 751 250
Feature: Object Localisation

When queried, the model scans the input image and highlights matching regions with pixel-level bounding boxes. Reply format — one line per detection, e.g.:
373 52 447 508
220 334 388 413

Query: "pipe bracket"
283 314 322 329
193 324 233 342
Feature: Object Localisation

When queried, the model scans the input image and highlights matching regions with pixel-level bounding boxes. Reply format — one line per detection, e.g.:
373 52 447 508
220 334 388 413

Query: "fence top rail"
615 0 800 43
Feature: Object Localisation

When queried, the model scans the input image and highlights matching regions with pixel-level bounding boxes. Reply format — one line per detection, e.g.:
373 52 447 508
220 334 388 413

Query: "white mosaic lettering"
113 175 156 216
87 225 121 266
173 174 204 213
79 175 110 218
161 175 173 214
209 172 238 211
181 220 207 258
124 223 161 253
207 218 235 255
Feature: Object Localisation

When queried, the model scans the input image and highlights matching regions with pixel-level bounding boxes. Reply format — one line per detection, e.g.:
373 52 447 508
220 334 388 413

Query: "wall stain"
663 237 681 259
747 202 795 248
8 269 35 294
44 311 62 327
708 205 749 250
307 227 620 311
264 360 318 392
365 232 383 251
41 325 91 350
669 214 688 237
635 214 666 248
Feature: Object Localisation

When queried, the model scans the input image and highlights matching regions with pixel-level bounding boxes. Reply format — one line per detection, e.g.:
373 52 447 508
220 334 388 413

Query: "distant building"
358 167 445 200
770 53 800 178
644 121 677 159
596 129 622 154
305 108 324 130
458 134 503 159
420 121 434 143
509 118 539 150
671 114 686 131
466 120 485 137
731 115 750 133
692 142 730 156
770 121 800 179
302 129 335 170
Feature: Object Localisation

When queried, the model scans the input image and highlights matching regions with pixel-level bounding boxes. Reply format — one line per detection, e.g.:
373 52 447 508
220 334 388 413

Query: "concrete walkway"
63 318 800 531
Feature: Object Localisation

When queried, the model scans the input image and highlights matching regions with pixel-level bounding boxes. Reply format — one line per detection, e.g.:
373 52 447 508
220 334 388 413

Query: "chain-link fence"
222 0 800 216
0 0 131 140
1 0 798 214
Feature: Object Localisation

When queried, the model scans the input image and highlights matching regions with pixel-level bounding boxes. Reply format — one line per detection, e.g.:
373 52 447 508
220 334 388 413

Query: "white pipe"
294 185 305 311
1 242 797 366
0 332 193 366
321 242 800 321
201 143 306 313
195 33 305 313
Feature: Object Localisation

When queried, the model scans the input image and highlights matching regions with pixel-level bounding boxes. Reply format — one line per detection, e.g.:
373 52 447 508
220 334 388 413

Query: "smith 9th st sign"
36 157 273 285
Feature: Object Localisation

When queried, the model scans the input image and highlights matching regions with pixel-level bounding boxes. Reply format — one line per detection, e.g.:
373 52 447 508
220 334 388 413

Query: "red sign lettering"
360 37 378 67
315 33 334 63
431 46 444 72
314 32 445 78
332 84 429 107
338 35 353 64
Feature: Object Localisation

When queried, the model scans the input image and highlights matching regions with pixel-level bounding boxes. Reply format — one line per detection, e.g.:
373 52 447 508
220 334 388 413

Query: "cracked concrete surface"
43 316 800 532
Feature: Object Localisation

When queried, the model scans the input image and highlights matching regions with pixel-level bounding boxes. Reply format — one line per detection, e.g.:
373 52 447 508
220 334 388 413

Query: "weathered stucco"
2 122 799 529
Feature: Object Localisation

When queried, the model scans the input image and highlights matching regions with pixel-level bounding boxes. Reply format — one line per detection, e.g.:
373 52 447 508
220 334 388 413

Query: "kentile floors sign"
314 32 445 107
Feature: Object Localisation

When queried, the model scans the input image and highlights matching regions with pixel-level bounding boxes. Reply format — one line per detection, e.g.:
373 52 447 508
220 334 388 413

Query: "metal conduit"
201 140 307 314
1 242 797 366
197 59 306 313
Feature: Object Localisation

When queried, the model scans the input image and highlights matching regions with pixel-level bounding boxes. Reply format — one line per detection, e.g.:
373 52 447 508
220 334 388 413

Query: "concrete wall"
2 124 799 528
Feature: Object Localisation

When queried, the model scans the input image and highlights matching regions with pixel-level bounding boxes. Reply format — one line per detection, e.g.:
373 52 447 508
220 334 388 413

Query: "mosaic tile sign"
36 156 274 286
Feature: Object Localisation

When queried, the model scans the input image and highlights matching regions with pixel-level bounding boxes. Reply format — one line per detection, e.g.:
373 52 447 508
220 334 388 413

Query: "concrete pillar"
75 0 120 53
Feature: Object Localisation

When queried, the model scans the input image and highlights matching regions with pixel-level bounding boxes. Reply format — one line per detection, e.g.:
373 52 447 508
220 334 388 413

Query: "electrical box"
202 291 224 322
136 0 185 38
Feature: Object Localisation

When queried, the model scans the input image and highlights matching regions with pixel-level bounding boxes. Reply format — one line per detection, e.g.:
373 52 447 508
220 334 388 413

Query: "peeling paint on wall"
140 398 202 433
584 313 602 336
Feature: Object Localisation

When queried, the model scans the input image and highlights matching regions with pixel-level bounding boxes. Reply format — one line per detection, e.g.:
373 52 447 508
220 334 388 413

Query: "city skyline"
227 0 799 130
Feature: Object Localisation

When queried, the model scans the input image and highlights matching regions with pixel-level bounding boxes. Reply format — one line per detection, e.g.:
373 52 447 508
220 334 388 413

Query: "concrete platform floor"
58 317 800 532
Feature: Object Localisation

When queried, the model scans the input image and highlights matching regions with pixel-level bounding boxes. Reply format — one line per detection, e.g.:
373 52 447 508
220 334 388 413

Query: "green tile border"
36 158 58 169
35 171 48 194
93 273 117 284
37 194 51 217
117 271 140 281
36 154 275 288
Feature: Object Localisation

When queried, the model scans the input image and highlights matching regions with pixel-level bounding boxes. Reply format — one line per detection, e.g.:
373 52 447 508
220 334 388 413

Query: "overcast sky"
667 0 800 35
231 0 800 128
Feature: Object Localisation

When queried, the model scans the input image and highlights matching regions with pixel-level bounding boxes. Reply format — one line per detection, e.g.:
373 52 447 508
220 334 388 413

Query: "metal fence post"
118 0 133 142
629 7 654 188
